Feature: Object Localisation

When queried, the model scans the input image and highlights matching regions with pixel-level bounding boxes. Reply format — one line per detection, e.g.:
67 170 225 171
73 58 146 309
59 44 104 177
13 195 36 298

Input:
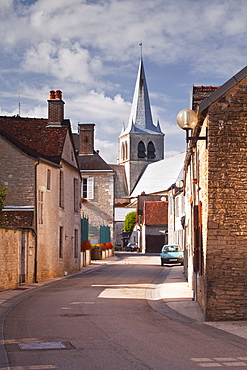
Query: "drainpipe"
191 149 197 301
34 159 40 283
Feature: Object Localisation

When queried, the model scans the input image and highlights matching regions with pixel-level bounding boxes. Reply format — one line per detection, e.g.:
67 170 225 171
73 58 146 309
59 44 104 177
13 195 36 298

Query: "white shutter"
87 177 94 199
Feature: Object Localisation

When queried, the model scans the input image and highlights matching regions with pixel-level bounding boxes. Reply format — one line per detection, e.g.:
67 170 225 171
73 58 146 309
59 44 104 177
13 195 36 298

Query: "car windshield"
163 245 182 252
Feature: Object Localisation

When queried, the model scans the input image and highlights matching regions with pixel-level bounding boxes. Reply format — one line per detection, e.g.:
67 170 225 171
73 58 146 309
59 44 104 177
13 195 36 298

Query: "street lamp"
176 109 207 146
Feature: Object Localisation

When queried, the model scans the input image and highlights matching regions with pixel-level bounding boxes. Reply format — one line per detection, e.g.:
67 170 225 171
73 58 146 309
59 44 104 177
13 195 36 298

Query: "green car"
160 244 184 266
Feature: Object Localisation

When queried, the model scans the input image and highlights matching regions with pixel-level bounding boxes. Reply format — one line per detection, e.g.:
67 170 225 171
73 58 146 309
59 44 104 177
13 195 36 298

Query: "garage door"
145 235 166 253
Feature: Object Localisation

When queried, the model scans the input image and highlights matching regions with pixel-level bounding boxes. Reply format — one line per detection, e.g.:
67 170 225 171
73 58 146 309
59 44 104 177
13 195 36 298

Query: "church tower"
118 58 165 194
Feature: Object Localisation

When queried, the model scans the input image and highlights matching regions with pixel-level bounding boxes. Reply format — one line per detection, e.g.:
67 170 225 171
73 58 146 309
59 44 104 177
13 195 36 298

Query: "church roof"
130 152 185 197
120 58 164 136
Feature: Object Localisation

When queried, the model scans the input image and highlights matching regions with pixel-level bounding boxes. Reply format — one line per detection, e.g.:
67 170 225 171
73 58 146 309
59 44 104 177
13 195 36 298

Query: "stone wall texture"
198 76 247 320
0 228 35 291
0 136 35 207
81 172 114 242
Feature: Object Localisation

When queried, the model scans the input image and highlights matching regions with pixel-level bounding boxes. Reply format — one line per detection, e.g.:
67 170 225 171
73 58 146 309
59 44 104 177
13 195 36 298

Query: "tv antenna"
17 83 21 116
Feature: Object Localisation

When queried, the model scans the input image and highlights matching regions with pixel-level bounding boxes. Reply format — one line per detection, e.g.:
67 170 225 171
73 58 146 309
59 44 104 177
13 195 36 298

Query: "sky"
0 0 246 164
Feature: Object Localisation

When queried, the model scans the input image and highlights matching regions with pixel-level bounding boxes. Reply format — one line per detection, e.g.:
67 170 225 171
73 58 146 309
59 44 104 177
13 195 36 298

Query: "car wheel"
161 259 164 266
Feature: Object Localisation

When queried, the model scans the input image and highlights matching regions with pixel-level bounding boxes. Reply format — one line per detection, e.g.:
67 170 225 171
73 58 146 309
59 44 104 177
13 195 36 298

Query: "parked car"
160 244 184 266
126 242 139 252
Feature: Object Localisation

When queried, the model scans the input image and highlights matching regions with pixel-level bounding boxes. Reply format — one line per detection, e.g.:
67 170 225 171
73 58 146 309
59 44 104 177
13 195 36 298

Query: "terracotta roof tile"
144 201 168 225
0 116 69 164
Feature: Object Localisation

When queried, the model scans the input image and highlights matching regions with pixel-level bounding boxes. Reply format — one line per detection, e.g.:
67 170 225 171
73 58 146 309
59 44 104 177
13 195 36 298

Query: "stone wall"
0 136 35 207
0 228 35 291
81 171 114 243
198 76 247 320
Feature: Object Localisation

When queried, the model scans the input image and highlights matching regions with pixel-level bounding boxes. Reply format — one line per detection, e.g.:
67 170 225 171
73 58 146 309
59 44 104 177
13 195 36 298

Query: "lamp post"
176 109 207 146
176 108 205 301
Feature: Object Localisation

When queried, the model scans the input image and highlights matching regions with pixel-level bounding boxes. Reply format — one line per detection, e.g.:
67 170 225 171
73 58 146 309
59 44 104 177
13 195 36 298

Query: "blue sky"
0 0 246 163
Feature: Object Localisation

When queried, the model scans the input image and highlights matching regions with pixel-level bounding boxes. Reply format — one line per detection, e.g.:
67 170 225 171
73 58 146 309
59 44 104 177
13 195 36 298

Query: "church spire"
124 58 163 135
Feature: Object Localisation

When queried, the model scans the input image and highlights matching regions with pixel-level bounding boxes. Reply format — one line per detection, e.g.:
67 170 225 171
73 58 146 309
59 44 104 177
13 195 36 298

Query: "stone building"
183 66 247 320
117 58 165 195
73 123 115 243
0 90 81 288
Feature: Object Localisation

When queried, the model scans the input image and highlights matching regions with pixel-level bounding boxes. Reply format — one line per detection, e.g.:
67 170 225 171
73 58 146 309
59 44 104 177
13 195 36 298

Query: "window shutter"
87 177 94 199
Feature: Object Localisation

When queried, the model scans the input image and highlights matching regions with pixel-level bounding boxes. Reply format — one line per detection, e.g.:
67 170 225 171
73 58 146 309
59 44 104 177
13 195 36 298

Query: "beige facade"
35 138 81 281
184 70 247 320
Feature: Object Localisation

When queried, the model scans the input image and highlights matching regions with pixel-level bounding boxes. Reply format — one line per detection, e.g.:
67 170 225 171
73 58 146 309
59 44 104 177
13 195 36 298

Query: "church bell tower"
118 58 165 194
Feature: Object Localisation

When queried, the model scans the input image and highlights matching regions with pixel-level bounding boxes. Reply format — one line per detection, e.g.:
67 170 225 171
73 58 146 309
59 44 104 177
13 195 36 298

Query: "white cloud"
22 41 103 85
0 0 246 163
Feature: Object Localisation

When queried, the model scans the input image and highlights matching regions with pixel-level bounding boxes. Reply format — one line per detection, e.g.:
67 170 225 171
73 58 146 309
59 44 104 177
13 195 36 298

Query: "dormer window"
147 141 155 158
138 141 146 158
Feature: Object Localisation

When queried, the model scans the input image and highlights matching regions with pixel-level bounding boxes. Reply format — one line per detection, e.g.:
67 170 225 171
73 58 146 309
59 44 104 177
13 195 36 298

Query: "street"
3 253 247 369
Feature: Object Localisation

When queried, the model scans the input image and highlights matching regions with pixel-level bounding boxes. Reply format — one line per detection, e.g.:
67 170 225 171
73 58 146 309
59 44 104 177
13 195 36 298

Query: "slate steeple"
123 58 164 135
118 58 165 194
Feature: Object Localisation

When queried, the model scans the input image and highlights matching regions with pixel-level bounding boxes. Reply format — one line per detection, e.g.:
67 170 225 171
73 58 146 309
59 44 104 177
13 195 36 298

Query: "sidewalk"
157 265 247 340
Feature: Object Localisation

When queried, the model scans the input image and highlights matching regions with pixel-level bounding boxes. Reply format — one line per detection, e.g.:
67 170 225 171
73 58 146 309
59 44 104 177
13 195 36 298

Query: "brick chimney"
47 90 65 126
78 123 95 155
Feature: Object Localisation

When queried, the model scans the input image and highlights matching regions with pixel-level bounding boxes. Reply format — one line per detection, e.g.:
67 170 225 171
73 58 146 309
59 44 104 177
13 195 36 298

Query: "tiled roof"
144 201 168 225
2 210 34 228
192 86 220 111
0 116 69 164
77 153 114 171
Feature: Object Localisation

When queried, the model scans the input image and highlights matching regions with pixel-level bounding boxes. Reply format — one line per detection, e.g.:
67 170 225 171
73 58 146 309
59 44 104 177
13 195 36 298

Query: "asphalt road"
3 253 247 369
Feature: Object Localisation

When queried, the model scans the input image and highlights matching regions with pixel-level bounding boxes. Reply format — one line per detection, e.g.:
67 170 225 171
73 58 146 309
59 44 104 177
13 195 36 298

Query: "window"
59 226 63 258
81 177 94 199
59 171 64 208
74 178 79 213
147 141 155 158
38 190 44 224
138 141 146 158
47 169 51 190
121 142 125 160
74 229 79 258
121 141 128 161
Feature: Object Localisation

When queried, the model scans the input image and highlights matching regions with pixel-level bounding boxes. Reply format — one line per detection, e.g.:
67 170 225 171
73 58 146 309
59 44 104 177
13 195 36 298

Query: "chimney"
78 123 95 155
47 90 65 126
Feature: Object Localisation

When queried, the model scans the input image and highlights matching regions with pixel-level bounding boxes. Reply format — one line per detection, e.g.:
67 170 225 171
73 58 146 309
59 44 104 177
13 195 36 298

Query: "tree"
124 211 137 235
0 182 7 225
